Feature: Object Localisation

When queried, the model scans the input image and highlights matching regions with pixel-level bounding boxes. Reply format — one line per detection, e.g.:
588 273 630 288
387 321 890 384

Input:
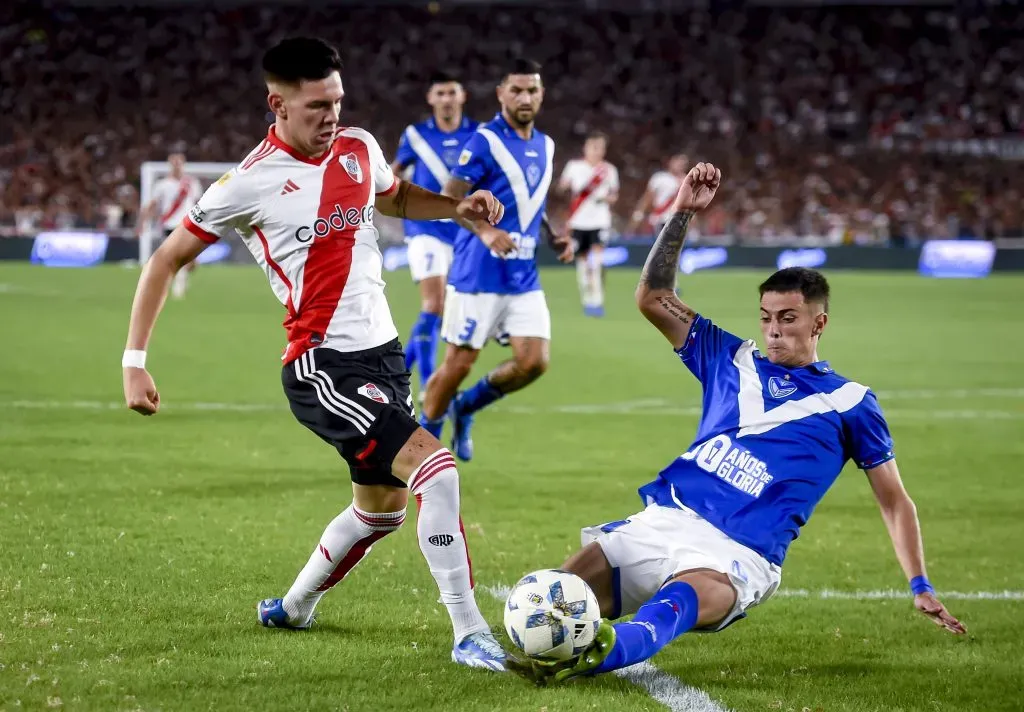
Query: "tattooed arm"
635 211 699 349
635 162 722 349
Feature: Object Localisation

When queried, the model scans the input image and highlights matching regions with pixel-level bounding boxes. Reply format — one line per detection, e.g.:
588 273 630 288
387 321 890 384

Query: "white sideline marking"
485 583 1024 604
778 589 1024 601
482 584 730 712
3 387 1023 421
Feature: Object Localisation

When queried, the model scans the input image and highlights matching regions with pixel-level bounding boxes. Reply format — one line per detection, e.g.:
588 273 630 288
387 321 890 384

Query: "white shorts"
406 235 454 282
441 287 551 350
581 503 782 631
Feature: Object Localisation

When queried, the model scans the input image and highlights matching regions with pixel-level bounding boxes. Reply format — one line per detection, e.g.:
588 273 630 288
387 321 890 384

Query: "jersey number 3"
458 318 478 342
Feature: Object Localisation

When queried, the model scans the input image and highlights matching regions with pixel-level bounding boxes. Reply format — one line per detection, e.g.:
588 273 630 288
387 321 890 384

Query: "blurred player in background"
628 153 688 237
556 131 618 317
392 73 479 399
137 152 202 299
512 162 965 685
121 37 508 671
419 58 573 462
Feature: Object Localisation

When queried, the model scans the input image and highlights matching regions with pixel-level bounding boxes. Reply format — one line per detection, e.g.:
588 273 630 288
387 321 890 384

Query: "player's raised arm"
122 226 209 415
865 459 966 634
635 162 721 349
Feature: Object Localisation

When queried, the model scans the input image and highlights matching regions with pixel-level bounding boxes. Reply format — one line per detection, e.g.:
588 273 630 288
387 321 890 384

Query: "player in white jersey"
556 131 619 317
629 154 688 237
137 153 202 299
120 37 508 671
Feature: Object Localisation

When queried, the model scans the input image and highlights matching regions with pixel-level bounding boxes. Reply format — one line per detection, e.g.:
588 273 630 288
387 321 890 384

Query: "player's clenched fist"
124 367 161 415
457 190 505 226
672 162 721 213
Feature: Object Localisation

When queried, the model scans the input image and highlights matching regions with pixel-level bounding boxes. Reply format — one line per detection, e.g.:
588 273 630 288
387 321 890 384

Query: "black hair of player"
758 267 830 313
501 58 542 83
262 37 343 85
428 71 460 88
586 130 609 143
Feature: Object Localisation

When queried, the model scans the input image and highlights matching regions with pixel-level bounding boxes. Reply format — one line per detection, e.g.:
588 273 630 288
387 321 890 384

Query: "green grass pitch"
1 262 1022 711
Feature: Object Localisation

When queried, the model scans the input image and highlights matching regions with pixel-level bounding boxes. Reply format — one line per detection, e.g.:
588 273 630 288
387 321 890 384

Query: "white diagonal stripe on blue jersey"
404 125 451 190
733 341 869 437
477 128 553 233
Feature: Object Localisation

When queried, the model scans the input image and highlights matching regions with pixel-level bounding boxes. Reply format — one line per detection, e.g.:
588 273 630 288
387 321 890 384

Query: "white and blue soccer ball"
503 569 601 661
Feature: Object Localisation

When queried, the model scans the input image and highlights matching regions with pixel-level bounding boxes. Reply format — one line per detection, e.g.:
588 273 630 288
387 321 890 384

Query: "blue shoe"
257 598 313 630
452 631 506 672
448 395 474 462
584 305 605 318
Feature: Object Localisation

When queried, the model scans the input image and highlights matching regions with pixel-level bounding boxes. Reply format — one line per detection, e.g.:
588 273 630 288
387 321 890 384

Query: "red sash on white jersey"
650 191 676 224
160 178 192 224
567 163 609 223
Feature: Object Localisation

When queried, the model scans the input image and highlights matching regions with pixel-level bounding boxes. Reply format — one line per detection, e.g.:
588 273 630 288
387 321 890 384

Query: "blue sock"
409 312 441 388
419 413 444 439
595 581 699 673
457 376 503 416
417 312 441 386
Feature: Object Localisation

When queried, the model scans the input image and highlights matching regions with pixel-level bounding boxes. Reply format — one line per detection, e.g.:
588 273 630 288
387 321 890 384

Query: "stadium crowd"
1 3 1022 243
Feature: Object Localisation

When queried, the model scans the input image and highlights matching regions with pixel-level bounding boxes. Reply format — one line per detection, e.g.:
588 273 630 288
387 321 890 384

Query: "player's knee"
357 487 409 516
444 350 477 381
516 353 548 381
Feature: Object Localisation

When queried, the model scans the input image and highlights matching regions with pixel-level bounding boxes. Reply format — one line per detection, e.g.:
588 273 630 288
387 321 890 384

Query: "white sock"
171 270 188 299
576 259 590 307
410 449 488 642
282 505 405 625
588 256 604 307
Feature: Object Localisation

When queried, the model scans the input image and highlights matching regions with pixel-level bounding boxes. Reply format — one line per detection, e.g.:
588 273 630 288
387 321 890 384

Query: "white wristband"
122 349 147 369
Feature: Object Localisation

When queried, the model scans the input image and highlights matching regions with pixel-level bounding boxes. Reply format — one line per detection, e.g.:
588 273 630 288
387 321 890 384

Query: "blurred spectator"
1 3 1022 241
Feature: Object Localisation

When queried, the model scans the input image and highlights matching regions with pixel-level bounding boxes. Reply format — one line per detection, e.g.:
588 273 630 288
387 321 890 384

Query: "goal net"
138 161 235 265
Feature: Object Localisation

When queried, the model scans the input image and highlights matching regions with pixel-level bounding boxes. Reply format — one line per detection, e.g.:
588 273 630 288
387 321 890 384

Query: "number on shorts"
458 318 478 342
424 252 434 271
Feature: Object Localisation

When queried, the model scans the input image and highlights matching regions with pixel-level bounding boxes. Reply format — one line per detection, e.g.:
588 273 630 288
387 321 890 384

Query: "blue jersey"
394 116 479 244
448 113 554 295
638 315 895 566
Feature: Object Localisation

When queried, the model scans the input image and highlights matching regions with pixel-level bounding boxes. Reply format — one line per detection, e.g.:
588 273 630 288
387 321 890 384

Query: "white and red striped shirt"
153 174 202 230
183 126 399 363
647 170 682 227
560 159 618 231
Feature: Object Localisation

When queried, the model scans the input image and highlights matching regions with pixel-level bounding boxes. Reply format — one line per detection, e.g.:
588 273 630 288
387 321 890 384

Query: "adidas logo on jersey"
280 179 300 195
293 203 375 243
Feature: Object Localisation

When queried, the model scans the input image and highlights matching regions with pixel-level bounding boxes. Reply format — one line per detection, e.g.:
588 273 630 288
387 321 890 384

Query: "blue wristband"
910 575 934 596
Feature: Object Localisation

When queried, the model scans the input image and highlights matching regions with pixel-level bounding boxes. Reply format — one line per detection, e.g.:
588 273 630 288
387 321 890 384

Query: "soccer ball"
503 569 601 661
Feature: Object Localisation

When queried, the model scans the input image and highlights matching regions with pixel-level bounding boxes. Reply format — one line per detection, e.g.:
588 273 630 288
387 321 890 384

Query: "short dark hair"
586 130 609 143
758 267 830 312
262 37 342 85
501 58 542 83
428 71 460 88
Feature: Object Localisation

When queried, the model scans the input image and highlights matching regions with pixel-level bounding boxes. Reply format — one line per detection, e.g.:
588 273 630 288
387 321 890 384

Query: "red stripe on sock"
410 453 457 492
315 530 388 592
459 517 475 589
353 509 406 529
319 543 332 562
